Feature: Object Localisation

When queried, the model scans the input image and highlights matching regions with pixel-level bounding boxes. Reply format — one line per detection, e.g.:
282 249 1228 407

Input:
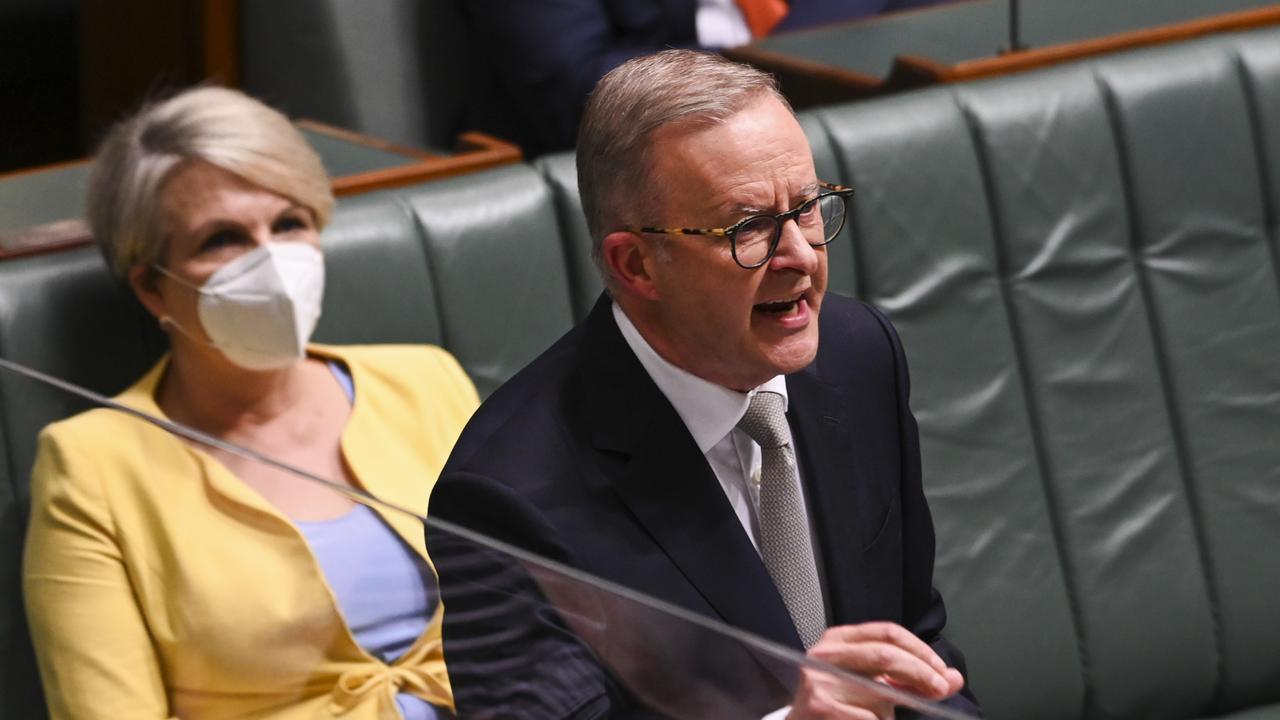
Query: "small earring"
158 315 174 332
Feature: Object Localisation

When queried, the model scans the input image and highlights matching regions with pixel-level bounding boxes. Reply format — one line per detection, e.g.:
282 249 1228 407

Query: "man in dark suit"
459 0 959 155
430 50 979 719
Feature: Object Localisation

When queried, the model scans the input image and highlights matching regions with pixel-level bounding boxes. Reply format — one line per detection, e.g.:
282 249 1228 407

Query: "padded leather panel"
818 92 1085 720
401 165 577 396
314 192 443 345
534 153 601 322
1098 37 1280 713
0 250 165 498
961 65 1217 720
1234 30 1280 272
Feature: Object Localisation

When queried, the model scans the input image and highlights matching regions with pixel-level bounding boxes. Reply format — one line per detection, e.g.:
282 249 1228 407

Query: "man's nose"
767 219 820 273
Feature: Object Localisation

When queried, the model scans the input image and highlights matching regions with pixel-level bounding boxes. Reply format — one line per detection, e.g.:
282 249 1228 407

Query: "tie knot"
737 391 789 449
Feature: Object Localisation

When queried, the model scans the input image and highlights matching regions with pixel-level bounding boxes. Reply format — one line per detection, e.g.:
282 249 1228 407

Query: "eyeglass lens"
733 194 848 267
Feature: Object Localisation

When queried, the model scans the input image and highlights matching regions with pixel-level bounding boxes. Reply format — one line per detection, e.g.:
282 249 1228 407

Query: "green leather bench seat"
2 25 1279 720
813 26 1280 720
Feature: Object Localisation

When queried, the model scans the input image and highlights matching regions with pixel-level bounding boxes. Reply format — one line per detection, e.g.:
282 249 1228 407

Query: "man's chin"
765 332 820 376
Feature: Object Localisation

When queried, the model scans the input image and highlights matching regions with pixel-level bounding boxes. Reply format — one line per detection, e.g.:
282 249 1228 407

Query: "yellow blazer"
23 344 479 719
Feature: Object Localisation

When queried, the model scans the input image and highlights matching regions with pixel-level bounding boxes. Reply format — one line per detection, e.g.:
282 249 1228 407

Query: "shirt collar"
612 302 789 454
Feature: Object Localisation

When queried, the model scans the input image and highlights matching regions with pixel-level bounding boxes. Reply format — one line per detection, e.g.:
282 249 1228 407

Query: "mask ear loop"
152 265 213 347
152 263 203 293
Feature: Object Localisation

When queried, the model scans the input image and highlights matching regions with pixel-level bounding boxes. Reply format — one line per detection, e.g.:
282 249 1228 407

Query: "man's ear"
128 264 168 321
601 231 661 301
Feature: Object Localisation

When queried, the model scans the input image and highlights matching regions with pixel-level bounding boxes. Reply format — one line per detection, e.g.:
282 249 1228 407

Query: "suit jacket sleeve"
23 429 176 720
429 470 666 719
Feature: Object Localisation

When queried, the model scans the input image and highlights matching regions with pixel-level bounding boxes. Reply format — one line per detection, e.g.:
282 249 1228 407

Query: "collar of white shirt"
612 302 789 452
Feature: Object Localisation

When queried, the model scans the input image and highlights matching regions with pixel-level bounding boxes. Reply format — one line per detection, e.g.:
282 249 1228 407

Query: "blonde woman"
23 87 477 719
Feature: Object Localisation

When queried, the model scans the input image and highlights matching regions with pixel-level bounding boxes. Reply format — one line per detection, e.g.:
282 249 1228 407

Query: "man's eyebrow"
718 183 822 220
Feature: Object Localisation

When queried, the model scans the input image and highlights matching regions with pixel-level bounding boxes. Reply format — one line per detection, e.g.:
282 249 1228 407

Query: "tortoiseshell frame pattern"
623 182 854 269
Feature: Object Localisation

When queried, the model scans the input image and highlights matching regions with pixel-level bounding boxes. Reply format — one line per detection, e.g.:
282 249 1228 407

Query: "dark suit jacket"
458 0 952 155
430 293 980 718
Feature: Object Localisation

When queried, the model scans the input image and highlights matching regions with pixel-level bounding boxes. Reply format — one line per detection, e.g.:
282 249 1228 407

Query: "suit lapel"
786 361 871 626
577 298 803 651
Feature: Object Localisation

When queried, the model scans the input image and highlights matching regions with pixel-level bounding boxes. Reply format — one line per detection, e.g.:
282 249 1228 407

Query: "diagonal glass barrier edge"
3 357 979 720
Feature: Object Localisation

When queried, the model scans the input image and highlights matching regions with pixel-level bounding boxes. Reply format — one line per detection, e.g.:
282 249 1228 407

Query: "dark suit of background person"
458 0 960 156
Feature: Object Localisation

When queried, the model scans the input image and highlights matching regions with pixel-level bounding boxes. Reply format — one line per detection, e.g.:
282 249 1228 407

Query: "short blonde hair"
577 50 789 284
87 86 334 278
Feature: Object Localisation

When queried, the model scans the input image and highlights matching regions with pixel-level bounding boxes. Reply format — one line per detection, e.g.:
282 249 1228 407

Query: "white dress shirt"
696 0 754 48
612 303 830 617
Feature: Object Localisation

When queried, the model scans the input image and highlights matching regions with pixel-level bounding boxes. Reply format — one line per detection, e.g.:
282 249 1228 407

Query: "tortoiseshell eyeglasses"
624 182 853 269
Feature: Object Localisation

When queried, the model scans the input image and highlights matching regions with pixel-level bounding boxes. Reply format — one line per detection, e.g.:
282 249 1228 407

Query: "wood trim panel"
201 0 241 86
892 4 1280 85
0 221 92 261
1 125 523 260
0 158 89 183
327 132 522 196
723 45 881 109
294 120 436 161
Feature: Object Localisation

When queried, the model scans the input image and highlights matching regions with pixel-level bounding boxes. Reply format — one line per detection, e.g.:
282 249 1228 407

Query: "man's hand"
788 622 965 720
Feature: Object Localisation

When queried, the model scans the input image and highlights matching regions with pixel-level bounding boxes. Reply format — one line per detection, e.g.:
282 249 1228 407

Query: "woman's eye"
199 230 241 253
273 215 308 234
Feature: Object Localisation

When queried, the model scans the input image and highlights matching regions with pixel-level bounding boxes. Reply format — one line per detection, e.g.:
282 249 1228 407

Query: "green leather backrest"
819 88 1087 720
398 165 578 396
815 25 1280 720
320 164 580 395
533 153 600 322
315 191 445 345
962 62 1218 720
1098 32 1280 713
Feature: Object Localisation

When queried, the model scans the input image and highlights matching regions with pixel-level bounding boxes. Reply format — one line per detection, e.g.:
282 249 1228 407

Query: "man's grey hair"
576 49 791 286
87 86 334 279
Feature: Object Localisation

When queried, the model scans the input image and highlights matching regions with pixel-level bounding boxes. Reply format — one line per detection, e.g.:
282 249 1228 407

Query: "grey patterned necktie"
737 390 826 649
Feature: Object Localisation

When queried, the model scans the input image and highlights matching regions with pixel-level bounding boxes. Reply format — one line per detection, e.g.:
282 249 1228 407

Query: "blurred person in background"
22 86 478 719
460 0 958 155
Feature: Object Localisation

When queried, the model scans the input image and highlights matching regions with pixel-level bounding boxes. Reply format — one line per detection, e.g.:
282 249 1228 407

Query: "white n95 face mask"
155 243 325 371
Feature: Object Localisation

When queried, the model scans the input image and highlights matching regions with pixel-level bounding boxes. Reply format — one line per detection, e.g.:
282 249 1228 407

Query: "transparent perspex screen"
7 358 978 719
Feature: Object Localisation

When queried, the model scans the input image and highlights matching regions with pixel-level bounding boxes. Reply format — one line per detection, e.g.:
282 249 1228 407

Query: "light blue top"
295 361 440 719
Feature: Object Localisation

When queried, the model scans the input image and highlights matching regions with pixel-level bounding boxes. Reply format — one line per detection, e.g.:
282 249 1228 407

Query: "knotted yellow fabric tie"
328 662 453 716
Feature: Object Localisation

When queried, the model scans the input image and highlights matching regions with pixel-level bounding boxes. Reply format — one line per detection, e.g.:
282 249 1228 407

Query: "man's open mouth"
754 293 805 315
